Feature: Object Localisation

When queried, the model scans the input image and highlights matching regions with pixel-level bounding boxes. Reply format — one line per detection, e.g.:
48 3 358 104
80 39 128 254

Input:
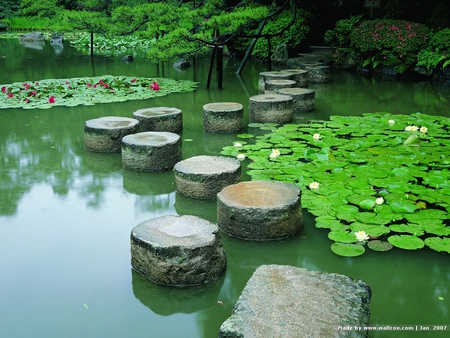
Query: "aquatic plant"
221 112 450 257
0 76 198 109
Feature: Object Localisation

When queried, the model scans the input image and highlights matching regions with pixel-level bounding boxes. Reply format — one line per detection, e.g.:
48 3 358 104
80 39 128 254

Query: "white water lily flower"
236 153 246 160
420 126 428 133
388 119 395 125
355 230 369 242
309 181 320 190
269 149 280 158
411 125 419 131
375 197 384 205
313 133 321 140
405 126 413 131
233 142 243 147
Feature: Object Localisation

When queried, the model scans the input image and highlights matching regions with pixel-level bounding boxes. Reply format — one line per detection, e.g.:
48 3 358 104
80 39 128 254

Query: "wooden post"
206 46 216 88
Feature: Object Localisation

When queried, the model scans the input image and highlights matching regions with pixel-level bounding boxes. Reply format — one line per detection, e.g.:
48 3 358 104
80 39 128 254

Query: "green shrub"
350 19 430 73
324 15 363 66
416 28 450 73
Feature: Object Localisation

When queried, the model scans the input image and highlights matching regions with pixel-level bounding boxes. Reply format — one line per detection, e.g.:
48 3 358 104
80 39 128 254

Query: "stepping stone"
217 180 303 240
219 265 371 338
130 214 227 286
258 71 295 92
249 94 293 124
84 116 139 153
277 87 315 113
307 65 332 83
282 68 309 87
203 102 244 133
121 131 181 172
132 107 182 133
264 79 296 94
174 155 241 199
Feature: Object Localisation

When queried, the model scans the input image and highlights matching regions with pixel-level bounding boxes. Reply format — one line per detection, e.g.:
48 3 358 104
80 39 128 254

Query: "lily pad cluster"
221 112 450 257
0 76 198 109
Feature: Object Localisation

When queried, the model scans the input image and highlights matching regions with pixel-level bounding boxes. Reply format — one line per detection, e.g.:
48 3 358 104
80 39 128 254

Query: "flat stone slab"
249 94 293 124
217 180 303 240
132 107 182 133
84 116 139 153
131 215 227 286
219 265 371 338
174 155 241 199
122 131 181 172
203 102 243 133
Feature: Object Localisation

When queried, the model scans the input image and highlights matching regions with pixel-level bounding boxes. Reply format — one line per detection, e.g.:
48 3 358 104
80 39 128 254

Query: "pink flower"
99 79 104 85
93 84 97 89
87 83 91 87
1 86 6 92
8 93 13 98
150 82 160 91
104 84 109 88
48 96 55 104
35 82 39 85
25 99 29 103
131 78 137 83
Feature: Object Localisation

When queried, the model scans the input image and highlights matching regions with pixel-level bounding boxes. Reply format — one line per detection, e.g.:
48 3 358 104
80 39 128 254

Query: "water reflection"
131 269 223 316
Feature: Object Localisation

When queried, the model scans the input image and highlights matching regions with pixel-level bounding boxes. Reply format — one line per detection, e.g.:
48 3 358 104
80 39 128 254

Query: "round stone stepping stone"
282 68 309 87
217 180 303 240
132 107 182 133
264 79 296 94
174 155 241 199
277 87 315 113
84 116 139 153
249 94 293 123
121 131 181 172
130 214 227 286
202 102 243 133
307 65 332 83
258 71 295 92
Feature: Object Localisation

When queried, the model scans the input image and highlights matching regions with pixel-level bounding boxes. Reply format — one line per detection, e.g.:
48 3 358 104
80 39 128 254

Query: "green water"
0 38 449 338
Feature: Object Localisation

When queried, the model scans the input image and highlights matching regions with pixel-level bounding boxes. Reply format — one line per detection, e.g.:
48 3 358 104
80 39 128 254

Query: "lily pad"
367 240 393 252
328 230 357 243
330 243 365 257
387 235 425 250
424 237 450 254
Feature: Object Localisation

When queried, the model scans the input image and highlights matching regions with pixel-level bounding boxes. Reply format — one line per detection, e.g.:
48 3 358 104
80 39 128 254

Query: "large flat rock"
219 265 371 338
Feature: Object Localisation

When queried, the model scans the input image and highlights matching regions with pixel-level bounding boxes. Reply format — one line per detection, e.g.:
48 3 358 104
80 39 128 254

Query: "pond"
0 37 449 338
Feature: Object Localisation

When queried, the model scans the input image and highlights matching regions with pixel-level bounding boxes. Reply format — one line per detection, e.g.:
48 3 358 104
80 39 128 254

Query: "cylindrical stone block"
307 66 332 83
217 180 303 240
277 88 315 113
264 79 296 94
121 132 181 172
84 116 139 153
249 94 293 123
282 69 309 87
174 155 241 199
202 102 243 133
258 71 295 92
130 215 227 286
132 107 182 133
